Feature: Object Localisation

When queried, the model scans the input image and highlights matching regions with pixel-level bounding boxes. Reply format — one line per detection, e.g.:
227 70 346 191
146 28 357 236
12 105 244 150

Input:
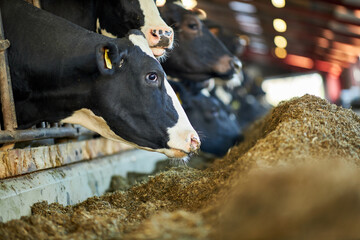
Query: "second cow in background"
159 0 236 82
38 0 174 59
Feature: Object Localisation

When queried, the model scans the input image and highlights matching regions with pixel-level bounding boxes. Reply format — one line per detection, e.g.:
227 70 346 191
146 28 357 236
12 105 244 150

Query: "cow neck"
39 0 98 31
94 0 139 39
15 79 94 129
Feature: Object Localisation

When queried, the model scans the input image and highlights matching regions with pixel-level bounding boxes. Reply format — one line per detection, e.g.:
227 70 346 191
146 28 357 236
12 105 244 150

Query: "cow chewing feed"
159 0 236 82
38 0 173 59
1 0 200 158
170 81 242 157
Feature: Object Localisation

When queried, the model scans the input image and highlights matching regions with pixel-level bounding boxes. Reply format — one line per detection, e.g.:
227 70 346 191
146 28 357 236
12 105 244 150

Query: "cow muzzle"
164 131 201 158
147 26 174 57
212 55 236 79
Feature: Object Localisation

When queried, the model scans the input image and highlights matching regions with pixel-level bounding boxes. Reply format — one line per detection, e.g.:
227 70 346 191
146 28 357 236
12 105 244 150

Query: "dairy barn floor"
0 95 359 239
1 0 360 239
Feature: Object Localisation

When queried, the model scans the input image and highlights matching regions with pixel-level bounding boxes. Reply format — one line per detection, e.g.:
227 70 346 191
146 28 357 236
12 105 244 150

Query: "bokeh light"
275 47 287 59
271 0 286 8
273 18 287 32
274 35 287 48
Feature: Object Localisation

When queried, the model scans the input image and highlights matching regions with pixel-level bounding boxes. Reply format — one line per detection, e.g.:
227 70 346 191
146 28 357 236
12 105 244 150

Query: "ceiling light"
271 0 285 8
274 47 287 59
236 14 260 24
239 23 263 35
229 1 257 13
250 41 268 54
274 36 287 48
273 18 287 32
285 54 314 69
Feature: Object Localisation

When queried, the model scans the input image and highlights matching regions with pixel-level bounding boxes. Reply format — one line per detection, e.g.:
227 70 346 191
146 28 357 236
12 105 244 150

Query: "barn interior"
0 0 360 239
195 0 360 106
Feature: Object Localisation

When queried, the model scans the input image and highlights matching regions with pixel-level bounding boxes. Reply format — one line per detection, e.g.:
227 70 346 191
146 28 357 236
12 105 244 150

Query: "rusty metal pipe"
0 126 95 144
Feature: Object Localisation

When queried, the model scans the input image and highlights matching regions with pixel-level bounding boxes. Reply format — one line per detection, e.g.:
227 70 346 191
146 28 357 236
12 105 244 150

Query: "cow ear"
96 42 119 75
192 8 207 20
158 1 183 25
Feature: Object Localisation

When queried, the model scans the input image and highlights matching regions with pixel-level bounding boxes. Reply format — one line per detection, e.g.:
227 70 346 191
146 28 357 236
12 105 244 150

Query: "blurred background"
162 0 360 112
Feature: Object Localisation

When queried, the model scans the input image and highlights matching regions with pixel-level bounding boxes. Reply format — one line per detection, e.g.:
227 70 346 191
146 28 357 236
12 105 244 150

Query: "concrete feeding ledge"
0 138 167 222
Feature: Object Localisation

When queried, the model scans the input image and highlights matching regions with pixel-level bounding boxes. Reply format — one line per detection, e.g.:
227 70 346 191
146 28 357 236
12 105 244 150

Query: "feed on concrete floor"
1 94 359 240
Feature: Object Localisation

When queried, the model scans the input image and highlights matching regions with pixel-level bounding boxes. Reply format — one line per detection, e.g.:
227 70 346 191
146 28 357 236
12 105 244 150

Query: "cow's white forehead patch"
129 34 156 59
138 0 169 33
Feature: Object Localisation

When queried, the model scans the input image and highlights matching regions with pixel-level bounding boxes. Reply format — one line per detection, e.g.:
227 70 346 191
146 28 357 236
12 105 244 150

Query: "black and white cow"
159 0 236 82
170 81 242 157
37 0 173 58
229 73 271 129
1 0 200 158
204 19 246 58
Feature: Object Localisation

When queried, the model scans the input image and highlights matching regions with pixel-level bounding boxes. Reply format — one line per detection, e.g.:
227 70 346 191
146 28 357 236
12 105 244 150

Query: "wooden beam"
207 0 360 25
199 1 360 43
311 0 360 10
0 137 134 179
0 9 17 130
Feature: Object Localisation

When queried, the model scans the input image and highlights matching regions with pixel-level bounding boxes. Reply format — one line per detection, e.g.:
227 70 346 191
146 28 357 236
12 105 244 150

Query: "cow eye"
145 72 158 83
188 23 199 30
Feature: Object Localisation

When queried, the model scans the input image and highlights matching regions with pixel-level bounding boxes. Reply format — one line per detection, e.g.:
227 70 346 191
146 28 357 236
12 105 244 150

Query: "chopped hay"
0 94 359 239
217 162 360 240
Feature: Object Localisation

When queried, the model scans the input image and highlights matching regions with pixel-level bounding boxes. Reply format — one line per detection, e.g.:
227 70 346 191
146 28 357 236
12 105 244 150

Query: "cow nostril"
151 29 158 38
190 135 201 152
164 30 173 37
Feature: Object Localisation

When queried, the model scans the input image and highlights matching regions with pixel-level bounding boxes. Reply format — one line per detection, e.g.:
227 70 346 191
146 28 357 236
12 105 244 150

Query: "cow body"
39 0 173 58
170 81 242 157
1 0 199 158
159 1 236 82
230 73 271 129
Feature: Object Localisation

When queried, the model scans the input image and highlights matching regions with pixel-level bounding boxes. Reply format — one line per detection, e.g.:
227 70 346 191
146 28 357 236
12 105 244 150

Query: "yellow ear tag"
176 92 182 105
104 49 112 69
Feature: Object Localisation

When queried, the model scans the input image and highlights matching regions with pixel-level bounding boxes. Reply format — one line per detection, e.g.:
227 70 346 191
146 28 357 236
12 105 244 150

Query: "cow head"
96 0 174 59
159 1 236 82
62 31 199 158
170 81 242 157
205 20 246 57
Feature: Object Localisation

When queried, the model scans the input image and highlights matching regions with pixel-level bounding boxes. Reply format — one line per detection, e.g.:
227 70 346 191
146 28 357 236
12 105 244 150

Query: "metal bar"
0 8 17 130
0 126 95 144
